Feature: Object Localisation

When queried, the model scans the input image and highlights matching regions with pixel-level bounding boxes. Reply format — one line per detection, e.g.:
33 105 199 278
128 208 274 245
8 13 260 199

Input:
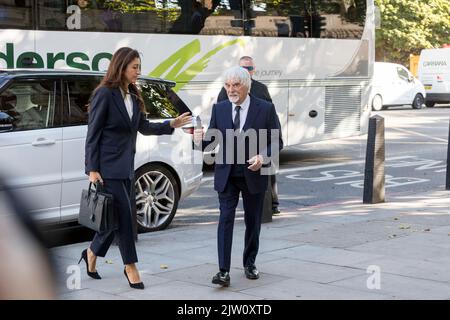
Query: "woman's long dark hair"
92 47 145 113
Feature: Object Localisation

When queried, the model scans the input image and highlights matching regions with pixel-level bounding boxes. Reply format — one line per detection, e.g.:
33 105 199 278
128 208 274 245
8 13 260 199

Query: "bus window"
100 1 152 33
62 0 247 35
38 1 67 30
171 0 244 36
247 0 366 39
0 0 32 30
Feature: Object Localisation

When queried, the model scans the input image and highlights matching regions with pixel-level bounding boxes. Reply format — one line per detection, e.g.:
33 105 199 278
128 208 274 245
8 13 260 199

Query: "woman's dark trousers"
90 178 138 264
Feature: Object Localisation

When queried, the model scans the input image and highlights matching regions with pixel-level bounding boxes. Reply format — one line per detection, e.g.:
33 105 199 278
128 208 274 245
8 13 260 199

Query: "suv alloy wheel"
134 163 180 232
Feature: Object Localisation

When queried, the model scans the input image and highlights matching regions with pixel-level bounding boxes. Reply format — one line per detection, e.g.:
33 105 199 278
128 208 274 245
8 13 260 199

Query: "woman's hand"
89 171 103 184
170 112 192 128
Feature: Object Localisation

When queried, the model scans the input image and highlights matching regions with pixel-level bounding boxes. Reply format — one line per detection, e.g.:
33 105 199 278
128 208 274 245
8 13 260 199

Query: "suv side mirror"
0 112 14 132
408 75 414 82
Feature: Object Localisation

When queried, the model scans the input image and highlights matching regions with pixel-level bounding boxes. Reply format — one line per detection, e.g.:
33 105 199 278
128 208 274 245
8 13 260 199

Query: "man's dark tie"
231 105 244 175
233 106 241 131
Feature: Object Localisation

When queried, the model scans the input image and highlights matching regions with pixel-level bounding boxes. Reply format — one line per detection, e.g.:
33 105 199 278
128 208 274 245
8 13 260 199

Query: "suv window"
0 79 60 131
61 77 190 124
137 81 181 119
63 77 102 126
397 67 409 82
166 87 190 115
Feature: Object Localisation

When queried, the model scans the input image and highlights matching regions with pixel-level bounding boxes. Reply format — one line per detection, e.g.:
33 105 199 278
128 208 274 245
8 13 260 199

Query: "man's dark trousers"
217 176 265 272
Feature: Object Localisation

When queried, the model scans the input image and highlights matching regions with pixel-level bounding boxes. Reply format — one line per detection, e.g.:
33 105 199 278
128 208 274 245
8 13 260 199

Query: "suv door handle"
32 137 56 146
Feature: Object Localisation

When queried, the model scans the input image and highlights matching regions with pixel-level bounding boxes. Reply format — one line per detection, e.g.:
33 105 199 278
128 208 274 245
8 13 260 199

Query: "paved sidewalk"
52 190 450 300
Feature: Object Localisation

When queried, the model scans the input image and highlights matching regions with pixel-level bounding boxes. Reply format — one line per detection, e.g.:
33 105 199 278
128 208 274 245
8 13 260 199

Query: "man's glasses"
242 66 254 72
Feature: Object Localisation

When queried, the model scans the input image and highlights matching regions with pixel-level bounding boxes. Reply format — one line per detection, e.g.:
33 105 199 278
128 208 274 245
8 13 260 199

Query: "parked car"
0 69 203 232
370 62 426 111
417 48 450 108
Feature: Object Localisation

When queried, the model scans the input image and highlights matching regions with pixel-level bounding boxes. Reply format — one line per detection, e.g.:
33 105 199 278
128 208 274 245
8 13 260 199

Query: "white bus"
0 0 374 146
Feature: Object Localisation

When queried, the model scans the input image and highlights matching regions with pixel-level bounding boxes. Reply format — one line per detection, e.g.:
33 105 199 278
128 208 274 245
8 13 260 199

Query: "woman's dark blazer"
85 86 174 180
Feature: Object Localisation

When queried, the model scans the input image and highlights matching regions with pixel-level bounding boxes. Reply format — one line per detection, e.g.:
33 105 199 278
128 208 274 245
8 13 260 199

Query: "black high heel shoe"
124 268 144 289
78 249 101 280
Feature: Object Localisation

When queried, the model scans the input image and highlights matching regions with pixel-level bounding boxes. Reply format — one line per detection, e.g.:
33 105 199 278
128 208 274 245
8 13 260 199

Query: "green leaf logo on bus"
149 39 246 92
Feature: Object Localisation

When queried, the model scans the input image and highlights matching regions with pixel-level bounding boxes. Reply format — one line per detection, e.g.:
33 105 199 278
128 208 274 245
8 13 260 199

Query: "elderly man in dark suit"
196 66 283 287
218 56 281 215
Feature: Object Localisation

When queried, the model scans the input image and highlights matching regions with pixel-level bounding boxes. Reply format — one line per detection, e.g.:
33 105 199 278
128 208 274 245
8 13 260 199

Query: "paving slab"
240 278 394 300
115 280 262 300
348 237 448 260
155 263 288 292
266 244 384 267
351 256 450 282
59 288 129 300
258 258 365 284
330 273 450 300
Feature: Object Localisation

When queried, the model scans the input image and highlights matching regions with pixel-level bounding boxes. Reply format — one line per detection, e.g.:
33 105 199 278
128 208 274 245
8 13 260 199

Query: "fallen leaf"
394 217 399 221
399 224 411 230
424 228 431 232
313 229 319 232
388 234 397 239
160 264 169 269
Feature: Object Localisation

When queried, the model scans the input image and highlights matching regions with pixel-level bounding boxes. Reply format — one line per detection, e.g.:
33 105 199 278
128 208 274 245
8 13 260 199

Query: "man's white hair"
223 66 252 90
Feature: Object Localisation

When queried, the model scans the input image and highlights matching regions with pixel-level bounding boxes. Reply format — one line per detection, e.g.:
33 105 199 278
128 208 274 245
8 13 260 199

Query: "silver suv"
0 70 202 232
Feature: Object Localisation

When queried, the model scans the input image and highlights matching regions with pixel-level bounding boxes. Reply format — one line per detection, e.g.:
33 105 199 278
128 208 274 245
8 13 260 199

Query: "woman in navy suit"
80 47 191 289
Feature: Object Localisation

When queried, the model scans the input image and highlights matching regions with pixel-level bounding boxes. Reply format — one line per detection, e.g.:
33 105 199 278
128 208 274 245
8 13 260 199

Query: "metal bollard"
446 118 450 190
262 175 273 223
363 115 385 204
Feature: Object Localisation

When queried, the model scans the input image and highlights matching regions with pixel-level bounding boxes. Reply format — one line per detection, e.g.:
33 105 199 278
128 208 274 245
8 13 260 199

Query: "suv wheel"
412 94 424 109
134 164 179 232
425 101 435 108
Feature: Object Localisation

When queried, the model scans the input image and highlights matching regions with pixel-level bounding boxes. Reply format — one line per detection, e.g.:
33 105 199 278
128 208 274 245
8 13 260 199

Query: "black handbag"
78 182 117 233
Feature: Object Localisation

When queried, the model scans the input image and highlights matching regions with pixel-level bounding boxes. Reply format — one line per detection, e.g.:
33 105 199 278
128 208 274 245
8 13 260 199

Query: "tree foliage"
376 0 450 65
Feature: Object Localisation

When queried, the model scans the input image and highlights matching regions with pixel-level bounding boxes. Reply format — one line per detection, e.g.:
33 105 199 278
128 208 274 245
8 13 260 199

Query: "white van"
370 62 426 111
417 48 450 108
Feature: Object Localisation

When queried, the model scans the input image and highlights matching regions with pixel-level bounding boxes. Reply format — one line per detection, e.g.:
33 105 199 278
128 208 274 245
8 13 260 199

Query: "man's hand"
193 128 203 145
170 112 192 128
247 155 264 171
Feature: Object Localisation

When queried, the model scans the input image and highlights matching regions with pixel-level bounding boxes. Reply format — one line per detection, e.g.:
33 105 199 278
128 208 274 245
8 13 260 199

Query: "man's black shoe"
244 265 259 280
272 207 281 215
212 271 230 287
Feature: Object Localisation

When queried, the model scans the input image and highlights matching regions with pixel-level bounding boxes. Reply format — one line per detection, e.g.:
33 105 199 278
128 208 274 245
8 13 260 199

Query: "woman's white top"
120 88 133 120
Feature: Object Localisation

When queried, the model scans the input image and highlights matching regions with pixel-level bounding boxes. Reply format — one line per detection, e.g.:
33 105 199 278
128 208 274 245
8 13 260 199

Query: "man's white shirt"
231 94 250 131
